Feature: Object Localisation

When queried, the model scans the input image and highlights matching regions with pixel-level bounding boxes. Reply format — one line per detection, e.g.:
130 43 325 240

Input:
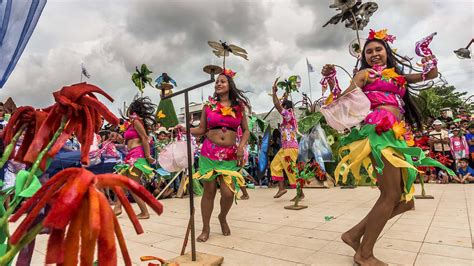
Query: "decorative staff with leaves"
132 64 155 96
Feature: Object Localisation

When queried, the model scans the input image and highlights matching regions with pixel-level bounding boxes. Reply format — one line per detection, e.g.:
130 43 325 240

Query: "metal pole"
307 60 313 101
184 91 197 261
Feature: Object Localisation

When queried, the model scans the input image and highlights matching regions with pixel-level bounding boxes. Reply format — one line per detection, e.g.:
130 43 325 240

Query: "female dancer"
322 29 454 265
114 97 156 219
187 69 250 242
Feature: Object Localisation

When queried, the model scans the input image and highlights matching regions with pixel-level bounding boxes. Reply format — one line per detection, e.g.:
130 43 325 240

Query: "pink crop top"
362 78 406 111
124 115 143 140
124 125 139 140
205 105 242 132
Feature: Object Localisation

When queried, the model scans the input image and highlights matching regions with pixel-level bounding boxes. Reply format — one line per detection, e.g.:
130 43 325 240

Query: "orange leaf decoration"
9 168 164 266
392 121 407 140
220 106 236 118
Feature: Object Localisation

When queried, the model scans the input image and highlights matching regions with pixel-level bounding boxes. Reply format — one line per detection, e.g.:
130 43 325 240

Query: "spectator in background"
450 128 469 166
438 108 453 126
429 120 455 178
457 107 470 121
454 158 474 183
466 124 474 168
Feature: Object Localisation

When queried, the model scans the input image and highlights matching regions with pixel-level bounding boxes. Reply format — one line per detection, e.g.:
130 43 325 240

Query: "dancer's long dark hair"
128 96 157 132
214 74 251 111
360 39 424 129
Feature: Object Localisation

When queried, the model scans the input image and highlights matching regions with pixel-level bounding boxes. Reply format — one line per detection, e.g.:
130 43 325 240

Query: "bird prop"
131 64 154 95
323 0 378 31
155 73 177 97
208 40 248 68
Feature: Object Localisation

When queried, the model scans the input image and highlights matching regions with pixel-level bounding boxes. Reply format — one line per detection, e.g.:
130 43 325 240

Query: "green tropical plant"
131 64 154 95
277 75 301 94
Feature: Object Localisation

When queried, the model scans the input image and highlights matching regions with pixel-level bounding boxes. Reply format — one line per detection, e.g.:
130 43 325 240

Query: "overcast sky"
1 0 473 115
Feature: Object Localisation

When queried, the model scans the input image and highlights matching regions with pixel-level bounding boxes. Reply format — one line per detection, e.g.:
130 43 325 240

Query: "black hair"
282 100 293 109
459 158 469 164
128 96 157 132
360 39 424 129
214 74 251 111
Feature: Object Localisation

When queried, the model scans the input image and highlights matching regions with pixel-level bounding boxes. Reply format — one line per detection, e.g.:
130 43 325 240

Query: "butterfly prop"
208 40 248 68
415 32 438 81
320 68 341 99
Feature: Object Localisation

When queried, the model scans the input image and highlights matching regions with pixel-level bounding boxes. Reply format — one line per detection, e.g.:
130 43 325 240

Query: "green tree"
415 85 471 118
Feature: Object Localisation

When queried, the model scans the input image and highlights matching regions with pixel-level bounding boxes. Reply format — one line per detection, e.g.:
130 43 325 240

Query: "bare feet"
273 189 287 198
137 213 150 219
218 214 231 236
354 252 388 266
341 231 360 252
197 230 210 242
240 194 250 200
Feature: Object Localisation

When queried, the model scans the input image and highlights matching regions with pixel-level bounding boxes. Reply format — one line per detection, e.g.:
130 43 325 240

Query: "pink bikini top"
362 78 406 111
123 115 143 140
205 100 242 132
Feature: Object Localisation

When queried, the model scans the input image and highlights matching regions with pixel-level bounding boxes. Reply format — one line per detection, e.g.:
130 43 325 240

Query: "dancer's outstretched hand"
321 64 335 76
421 54 436 64
272 77 279 94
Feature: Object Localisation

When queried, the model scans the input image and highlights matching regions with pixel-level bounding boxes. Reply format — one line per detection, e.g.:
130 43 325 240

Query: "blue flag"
0 0 47 88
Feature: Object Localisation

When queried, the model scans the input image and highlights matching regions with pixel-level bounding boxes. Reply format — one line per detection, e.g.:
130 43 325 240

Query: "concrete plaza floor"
24 184 473 265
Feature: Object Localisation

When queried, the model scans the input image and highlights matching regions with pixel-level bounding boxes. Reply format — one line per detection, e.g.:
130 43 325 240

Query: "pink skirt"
365 108 400 127
125 146 145 165
200 138 237 161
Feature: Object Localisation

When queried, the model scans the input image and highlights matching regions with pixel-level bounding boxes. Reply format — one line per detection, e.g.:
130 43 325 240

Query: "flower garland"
369 65 406 89
206 96 242 119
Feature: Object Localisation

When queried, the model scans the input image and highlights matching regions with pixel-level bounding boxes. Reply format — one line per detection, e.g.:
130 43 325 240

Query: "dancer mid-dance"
321 29 454 265
187 69 250 242
270 79 300 199
114 97 157 219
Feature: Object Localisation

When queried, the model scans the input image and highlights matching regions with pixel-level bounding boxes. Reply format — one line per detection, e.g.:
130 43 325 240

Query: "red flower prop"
284 156 292 163
9 168 163 265
394 76 406 88
24 83 119 167
221 68 236 78
375 116 392 135
2 106 48 162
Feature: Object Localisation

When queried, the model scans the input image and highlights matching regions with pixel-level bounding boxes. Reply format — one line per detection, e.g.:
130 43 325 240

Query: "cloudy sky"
1 0 473 116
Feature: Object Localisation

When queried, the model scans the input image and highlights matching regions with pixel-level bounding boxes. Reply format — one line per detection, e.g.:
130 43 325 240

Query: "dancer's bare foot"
341 231 360 252
354 252 388 266
273 189 287 198
114 206 122 216
218 214 231 236
240 194 250 200
137 213 150 219
197 230 210 242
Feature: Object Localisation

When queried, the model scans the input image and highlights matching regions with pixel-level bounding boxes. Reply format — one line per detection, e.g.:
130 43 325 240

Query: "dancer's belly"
206 129 237 147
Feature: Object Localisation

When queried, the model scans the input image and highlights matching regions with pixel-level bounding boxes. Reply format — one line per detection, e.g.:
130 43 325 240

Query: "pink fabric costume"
123 116 145 165
363 78 406 126
200 103 243 161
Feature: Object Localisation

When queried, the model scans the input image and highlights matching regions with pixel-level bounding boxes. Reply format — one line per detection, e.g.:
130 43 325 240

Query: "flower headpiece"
221 68 236 79
367 29 396 44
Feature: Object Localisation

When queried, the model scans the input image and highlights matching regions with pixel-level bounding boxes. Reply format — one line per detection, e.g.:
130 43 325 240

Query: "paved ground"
22 184 474 265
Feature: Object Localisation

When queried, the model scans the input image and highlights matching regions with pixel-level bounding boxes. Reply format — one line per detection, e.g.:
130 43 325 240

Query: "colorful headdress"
221 68 236 79
367 29 396 43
